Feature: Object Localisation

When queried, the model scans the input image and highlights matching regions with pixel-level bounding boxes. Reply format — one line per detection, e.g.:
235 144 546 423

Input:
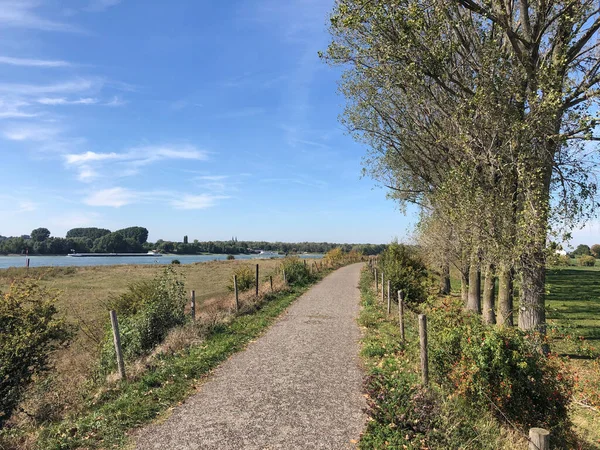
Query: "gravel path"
135 263 366 450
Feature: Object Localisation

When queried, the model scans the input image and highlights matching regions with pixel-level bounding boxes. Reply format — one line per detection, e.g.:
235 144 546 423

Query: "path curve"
135 263 366 450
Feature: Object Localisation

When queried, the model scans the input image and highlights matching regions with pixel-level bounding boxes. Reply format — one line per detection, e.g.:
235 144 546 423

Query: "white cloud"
171 194 228 210
84 187 136 207
64 146 209 181
0 1 81 32
0 56 71 67
37 97 98 105
0 78 99 96
105 96 127 107
3 124 62 142
83 188 227 210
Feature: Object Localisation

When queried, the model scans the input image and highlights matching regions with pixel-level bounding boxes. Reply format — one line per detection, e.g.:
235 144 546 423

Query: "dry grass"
0 259 291 431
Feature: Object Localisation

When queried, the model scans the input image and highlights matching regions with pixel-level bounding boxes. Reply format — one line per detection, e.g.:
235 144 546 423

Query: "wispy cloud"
83 188 227 210
3 124 63 142
261 176 327 189
171 194 227 210
84 187 136 207
37 97 98 105
0 55 72 67
105 96 127 107
0 0 81 32
64 145 209 181
0 78 100 96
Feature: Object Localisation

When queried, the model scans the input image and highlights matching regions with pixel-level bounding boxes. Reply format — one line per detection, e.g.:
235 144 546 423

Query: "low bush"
100 267 187 373
226 254 235 260
578 255 596 267
547 253 571 267
227 265 255 292
171 259 181 265
281 257 313 286
0 281 72 428
378 241 430 303
428 298 573 440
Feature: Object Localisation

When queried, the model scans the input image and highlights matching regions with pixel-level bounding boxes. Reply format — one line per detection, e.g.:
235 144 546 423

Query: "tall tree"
324 0 600 333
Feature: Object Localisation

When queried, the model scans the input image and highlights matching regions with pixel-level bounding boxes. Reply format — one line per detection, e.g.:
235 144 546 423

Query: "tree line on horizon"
0 227 387 256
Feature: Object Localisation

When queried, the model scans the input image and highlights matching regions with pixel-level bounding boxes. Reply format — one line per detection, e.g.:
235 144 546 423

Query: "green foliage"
572 244 591 257
428 298 573 439
591 244 600 258
578 255 596 267
66 227 111 241
378 241 430 303
0 281 72 428
226 254 235 260
115 226 149 245
171 259 181 265
281 257 313 286
227 265 255 292
547 253 571 267
100 268 187 372
357 269 511 449
30 228 51 242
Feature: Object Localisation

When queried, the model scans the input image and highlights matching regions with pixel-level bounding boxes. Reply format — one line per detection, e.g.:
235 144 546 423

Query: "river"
0 253 323 270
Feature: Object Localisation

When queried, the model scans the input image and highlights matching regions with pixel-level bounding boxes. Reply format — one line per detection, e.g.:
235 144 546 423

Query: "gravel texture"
135 263 366 450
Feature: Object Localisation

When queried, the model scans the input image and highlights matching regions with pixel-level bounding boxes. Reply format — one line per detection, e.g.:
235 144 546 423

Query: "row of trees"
0 227 149 255
0 229 387 256
325 0 600 332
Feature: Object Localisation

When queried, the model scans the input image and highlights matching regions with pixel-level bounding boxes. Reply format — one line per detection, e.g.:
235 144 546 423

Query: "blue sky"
0 0 417 244
0 0 596 247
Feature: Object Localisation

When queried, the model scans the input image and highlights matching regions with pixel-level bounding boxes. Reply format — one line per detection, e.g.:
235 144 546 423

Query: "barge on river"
67 251 162 257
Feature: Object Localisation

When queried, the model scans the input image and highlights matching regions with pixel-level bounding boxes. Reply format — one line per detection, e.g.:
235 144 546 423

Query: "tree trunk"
518 250 547 332
439 261 451 295
460 268 469 305
497 266 514 327
482 263 496 324
467 261 481 313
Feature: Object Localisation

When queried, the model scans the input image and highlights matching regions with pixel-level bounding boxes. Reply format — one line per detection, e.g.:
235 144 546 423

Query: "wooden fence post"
419 314 429 385
270 275 273 292
381 273 385 303
109 310 126 380
398 290 405 342
375 268 378 292
387 280 391 314
283 269 287 284
234 275 239 312
190 290 196 321
255 264 259 297
529 428 550 450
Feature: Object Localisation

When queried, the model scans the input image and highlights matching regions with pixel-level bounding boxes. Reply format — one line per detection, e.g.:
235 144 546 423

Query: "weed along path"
135 263 366 450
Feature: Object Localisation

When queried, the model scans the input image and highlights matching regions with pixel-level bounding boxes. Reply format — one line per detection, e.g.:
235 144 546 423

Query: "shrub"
0 281 72 427
324 247 344 267
227 265 255 292
547 254 571 267
378 241 430 303
281 257 313 285
428 298 573 439
591 244 600 258
171 259 181 265
226 254 235 260
100 267 187 372
579 255 596 267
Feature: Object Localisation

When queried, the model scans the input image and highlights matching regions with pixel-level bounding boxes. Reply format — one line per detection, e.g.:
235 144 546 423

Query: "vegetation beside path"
0 251 362 449
357 266 595 449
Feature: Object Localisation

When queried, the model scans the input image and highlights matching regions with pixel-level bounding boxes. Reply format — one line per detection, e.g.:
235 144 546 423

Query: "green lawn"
546 266 600 355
